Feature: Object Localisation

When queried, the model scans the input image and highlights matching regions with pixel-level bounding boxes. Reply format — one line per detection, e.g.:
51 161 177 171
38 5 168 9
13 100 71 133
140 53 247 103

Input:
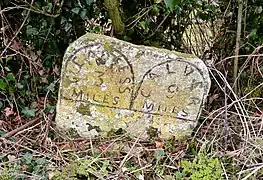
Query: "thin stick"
0 0 32 58
224 68 229 149
1 118 40 139
233 0 243 93
119 133 143 169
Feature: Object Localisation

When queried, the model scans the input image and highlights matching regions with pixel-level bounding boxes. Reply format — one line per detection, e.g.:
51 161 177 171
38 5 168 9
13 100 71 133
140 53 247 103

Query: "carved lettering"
184 65 194 76
119 77 132 93
141 89 151 97
171 106 177 113
94 71 104 86
103 94 109 104
95 57 106 65
166 63 176 74
118 65 129 72
175 109 188 118
188 97 201 105
142 100 154 111
72 57 84 68
113 96 119 105
168 84 178 93
119 77 131 84
72 89 84 100
92 93 101 102
190 79 203 91
148 73 161 80
62 44 208 128
157 104 167 112
119 86 131 93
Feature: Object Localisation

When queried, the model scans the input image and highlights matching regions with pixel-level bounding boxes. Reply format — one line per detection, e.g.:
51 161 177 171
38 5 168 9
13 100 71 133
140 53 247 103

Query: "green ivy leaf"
0 78 7 90
44 105 55 113
154 149 165 161
8 86 15 94
47 82 55 92
86 0 94 6
80 9 88 20
7 73 15 81
164 0 181 10
139 21 146 30
71 7 81 14
35 158 47 165
26 25 38 36
16 83 24 89
6 56 12 62
22 107 36 117
94 26 101 33
101 160 110 173
23 152 33 164
0 130 6 137
155 0 163 4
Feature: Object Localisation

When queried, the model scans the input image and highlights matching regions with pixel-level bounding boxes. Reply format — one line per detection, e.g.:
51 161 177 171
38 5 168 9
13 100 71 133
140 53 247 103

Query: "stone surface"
55 33 211 139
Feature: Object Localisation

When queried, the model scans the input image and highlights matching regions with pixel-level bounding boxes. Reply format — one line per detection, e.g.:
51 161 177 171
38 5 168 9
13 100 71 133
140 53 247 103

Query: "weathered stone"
55 33 211 139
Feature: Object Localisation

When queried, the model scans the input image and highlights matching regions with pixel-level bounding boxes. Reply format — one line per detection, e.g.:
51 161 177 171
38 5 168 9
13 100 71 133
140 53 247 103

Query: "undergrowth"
0 0 262 179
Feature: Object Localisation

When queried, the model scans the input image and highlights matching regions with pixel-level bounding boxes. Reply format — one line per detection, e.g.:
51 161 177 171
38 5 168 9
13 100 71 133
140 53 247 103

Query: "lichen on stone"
55 33 211 140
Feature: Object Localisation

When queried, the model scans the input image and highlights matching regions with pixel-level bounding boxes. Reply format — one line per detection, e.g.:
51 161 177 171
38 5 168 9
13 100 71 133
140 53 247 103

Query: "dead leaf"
209 93 219 104
11 39 22 51
98 142 110 155
48 171 55 180
7 155 16 162
253 110 263 117
21 164 28 171
155 140 164 149
60 143 74 151
4 107 14 117
13 115 22 124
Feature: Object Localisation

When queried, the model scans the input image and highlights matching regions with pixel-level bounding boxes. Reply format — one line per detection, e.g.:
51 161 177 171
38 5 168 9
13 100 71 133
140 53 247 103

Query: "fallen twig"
1 117 40 139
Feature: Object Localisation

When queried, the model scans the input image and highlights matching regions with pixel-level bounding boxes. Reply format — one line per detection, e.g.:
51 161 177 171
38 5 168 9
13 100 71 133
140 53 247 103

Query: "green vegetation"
180 152 223 179
0 0 263 179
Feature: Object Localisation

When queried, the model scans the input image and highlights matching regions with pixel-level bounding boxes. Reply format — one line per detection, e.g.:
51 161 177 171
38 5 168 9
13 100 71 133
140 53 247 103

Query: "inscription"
71 88 120 106
190 79 203 91
119 77 132 93
62 44 207 122
188 97 201 105
184 65 194 76
166 84 179 99
94 71 104 86
141 99 190 117
56 35 211 141
143 100 154 111
141 89 151 98
166 63 176 74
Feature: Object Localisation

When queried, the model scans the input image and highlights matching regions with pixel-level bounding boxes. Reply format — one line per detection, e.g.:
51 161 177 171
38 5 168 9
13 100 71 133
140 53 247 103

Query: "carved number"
166 84 178 99
94 71 104 86
119 77 131 93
